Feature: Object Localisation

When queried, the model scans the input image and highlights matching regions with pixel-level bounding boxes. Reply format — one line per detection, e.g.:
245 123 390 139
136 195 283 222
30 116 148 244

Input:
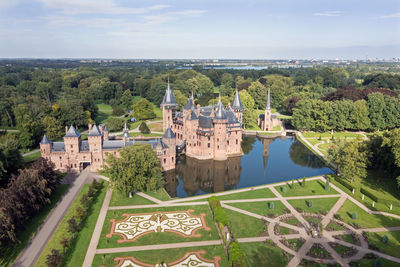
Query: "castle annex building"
40 81 245 172
161 83 244 161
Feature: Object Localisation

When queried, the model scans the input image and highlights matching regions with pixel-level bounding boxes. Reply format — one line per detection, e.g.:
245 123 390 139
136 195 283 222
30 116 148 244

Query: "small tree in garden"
46 249 62 267
325 178 330 191
67 217 79 233
75 205 87 221
268 202 274 210
352 212 357 220
307 200 313 208
291 180 294 189
60 236 70 254
302 177 306 187
281 186 287 193
139 122 150 134
381 235 389 244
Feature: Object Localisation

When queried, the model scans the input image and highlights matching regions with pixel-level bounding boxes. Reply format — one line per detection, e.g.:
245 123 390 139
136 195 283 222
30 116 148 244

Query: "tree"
247 81 267 109
139 122 150 134
238 90 256 128
120 89 133 110
112 106 125 116
13 103 43 148
42 116 64 140
133 99 156 120
382 128 400 168
67 217 79 233
0 134 23 185
367 93 386 130
60 236 70 254
104 117 125 131
173 90 187 110
46 249 62 267
104 143 163 195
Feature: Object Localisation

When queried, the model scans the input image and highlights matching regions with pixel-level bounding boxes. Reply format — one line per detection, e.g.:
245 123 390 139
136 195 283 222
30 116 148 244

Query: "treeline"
0 158 60 247
292 92 400 131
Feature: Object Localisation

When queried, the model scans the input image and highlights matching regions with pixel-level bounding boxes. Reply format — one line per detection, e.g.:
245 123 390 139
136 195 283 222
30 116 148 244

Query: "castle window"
217 145 219 149
60 163 62 167
217 138 219 142
74 164 77 168
172 157 174 162
164 151 166 155
227 140 229 145
163 158 166 164
208 136 210 141
71 164 73 168
236 139 238 144
59 156 62 160
70 145 73 148
208 143 210 148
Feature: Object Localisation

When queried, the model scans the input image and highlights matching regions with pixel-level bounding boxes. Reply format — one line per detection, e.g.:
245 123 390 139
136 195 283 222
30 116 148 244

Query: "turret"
40 134 52 159
162 127 177 171
231 89 244 124
264 89 272 131
160 77 178 131
213 99 228 161
88 124 103 152
101 124 110 141
64 125 81 154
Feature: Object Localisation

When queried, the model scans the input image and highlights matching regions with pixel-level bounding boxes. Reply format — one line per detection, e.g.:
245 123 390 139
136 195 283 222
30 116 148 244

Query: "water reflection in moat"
164 136 333 198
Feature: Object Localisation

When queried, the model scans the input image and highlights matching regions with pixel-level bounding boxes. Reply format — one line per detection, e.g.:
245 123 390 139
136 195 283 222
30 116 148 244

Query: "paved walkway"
14 170 92 267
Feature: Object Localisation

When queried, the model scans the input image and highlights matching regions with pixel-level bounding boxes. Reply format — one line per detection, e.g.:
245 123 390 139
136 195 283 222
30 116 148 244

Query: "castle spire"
161 77 177 106
231 89 244 111
266 89 271 110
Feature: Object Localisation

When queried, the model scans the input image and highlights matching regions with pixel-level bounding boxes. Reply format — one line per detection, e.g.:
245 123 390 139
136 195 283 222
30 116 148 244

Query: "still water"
164 136 333 198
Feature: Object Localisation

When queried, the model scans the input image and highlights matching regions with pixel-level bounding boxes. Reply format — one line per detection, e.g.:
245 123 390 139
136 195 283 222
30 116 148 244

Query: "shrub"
302 177 306 187
104 117 125 131
213 206 229 226
229 242 249 267
381 235 389 244
291 180 294 189
112 106 125 116
374 258 382 267
80 193 91 208
67 217 79 233
75 206 87 221
46 249 62 267
307 200 313 208
352 212 357 220
139 122 150 134
281 186 287 193
268 202 274 210
208 196 221 211
360 187 378 203
335 177 354 192
325 178 330 191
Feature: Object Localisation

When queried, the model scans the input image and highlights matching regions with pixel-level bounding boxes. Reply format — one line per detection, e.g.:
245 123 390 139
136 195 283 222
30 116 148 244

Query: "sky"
0 0 399 59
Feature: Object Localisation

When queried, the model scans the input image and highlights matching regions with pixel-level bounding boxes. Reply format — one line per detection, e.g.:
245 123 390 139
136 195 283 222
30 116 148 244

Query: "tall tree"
133 99 156 120
120 89 133 110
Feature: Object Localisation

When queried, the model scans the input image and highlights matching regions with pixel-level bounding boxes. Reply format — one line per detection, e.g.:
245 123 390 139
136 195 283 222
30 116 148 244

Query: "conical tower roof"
64 125 80 138
214 99 227 120
231 89 244 111
163 127 176 139
161 79 178 106
88 124 102 136
40 134 52 144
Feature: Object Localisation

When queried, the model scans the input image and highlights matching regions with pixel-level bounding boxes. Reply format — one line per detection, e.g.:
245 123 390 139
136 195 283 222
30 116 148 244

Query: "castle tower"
231 89 244 124
162 127 177 171
39 134 52 159
101 124 110 141
160 78 178 132
183 92 195 124
88 124 103 170
64 125 81 155
264 89 272 131
213 99 228 161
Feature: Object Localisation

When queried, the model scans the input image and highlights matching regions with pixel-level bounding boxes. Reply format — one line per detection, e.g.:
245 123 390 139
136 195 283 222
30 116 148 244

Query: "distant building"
257 89 281 131
161 82 244 161
39 123 175 173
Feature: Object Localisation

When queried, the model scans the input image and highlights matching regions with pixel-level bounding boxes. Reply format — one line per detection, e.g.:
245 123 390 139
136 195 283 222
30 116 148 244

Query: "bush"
268 202 274 210
281 186 287 193
67 217 79 233
208 196 221 211
325 178 330 191
302 177 306 187
229 242 249 267
104 117 125 131
335 177 354 192
307 200 313 208
213 206 229 226
46 249 62 267
139 122 150 134
352 212 357 220
381 235 389 244
112 106 125 116
360 187 378 203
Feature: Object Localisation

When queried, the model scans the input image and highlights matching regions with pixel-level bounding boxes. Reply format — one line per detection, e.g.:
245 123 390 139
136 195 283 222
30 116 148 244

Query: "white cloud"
379 12 400 19
312 11 342 17
37 0 169 15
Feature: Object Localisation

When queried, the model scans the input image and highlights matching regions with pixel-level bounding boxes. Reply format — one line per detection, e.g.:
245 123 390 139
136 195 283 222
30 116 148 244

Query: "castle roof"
163 127 176 139
226 107 239 124
214 100 227 120
161 80 178 106
200 106 213 116
184 93 196 110
40 134 52 144
154 138 168 149
189 109 198 120
101 124 109 132
198 115 213 128
64 125 80 138
88 124 102 136
231 89 244 111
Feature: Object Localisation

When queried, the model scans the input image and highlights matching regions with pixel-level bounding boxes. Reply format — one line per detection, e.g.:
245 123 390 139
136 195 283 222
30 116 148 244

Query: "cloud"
37 0 169 15
379 12 400 19
312 11 342 17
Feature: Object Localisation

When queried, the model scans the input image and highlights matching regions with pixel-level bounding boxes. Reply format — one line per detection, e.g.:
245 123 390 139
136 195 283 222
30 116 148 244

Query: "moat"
164 136 333 198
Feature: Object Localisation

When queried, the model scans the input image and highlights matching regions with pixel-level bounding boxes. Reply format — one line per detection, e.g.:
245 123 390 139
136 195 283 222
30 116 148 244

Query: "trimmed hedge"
360 187 378 202
334 176 354 192
229 241 249 267
213 206 229 226
208 196 221 210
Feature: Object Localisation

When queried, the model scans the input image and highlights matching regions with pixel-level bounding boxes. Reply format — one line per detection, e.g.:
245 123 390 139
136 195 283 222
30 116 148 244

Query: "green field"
0 184 69 267
242 241 291 267
98 205 219 248
224 208 267 238
92 245 228 267
35 181 108 267
366 231 400 257
227 200 289 218
275 179 338 197
23 151 41 163
109 191 155 206
288 197 339 214
302 131 362 138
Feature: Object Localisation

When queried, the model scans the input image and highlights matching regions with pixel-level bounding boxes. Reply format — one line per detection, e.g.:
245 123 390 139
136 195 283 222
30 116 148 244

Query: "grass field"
224 208 267 238
23 151 41 163
35 181 108 267
92 245 228 267
336 200 400 229
0 184 69 267
228 200 289 218
288 197 339 214
144 189 172 201
109 191 155 206
302 131 362 138
275 179 338 197
242 241 291 266
217 187 275 200
366 231 400 257
98 205 218 248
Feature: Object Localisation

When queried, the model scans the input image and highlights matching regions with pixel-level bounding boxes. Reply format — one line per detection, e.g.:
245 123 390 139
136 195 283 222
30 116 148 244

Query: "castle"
40 81 245 173
161 82 244 161
257 89 281 131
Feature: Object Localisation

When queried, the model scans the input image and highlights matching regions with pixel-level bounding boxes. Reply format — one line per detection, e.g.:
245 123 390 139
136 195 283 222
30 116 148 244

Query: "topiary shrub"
374 258 382 267
307 200 313 208
229 242 249 267
268 202 274 210
325 178 330 191
208 196 221 211
352 212 357 220
213 206 229 226
139 122 150 134
302 177 306 187
381 235 389 244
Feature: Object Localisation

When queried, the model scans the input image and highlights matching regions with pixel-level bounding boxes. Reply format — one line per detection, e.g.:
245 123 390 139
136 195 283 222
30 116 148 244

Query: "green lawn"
227 201 289 218
35 181 108 267
306 139 321 146
330 171 400 216
109 191 155 206
92 245 228 267
98 205 219 248
144 189 172 201
244 122 262 131
224 208 267 238
336 200 400 229
366 231 400 258
288 197 339 214
23 151 41 163
271 125 281 131
275 179 338 197
217 187 275 200
242 241 291 267
0 184 69 267
350 257 400 267
96 103 113 112
302 131 362 138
